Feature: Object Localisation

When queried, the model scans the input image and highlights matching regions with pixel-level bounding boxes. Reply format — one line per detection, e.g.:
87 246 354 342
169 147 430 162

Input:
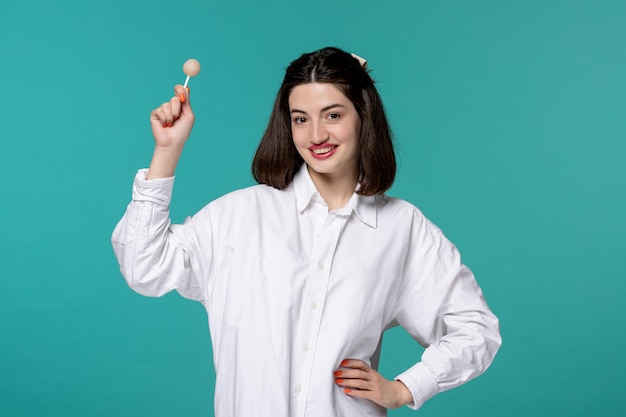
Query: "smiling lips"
309 144 338 159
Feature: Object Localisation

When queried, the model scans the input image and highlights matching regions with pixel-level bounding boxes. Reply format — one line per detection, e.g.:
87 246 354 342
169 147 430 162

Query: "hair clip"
351 53 368 69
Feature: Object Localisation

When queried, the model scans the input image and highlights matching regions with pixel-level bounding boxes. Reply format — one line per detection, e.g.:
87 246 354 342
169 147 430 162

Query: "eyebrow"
290 104 346 115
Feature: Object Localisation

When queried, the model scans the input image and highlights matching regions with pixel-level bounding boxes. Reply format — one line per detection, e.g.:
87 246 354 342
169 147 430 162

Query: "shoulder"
377 196 464 271
206 183 295 214
376 194 443 236
190 184 295 236
376 194 431 223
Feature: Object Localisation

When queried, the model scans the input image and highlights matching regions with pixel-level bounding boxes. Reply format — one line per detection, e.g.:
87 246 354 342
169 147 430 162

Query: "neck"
307 166 358 211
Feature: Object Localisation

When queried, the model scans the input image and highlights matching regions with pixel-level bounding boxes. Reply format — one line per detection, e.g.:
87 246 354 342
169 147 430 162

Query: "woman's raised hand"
150 84 195 148
146 85 194 179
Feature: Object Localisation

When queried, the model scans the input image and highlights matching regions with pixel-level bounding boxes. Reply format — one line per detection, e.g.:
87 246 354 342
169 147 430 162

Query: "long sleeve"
394 211 502 410
111 169 210 301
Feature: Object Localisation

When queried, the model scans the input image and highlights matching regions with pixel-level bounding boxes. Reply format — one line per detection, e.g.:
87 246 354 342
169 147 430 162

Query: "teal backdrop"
1 1 625 416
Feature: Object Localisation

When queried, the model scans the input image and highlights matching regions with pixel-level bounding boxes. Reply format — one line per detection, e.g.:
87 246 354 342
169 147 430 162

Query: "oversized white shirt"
111 165 501 417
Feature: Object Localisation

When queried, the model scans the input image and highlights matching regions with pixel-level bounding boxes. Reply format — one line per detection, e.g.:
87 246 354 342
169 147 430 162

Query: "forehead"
288 83 351 110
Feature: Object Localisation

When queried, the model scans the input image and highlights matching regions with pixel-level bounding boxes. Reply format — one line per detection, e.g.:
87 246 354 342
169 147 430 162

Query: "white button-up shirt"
112 165 501 416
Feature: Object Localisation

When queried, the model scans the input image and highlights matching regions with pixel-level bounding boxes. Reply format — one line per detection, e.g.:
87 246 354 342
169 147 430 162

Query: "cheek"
337 125 359 144
291 128 307 147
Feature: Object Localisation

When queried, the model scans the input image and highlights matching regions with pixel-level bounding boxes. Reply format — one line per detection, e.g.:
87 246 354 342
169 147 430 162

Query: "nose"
311 121 329 144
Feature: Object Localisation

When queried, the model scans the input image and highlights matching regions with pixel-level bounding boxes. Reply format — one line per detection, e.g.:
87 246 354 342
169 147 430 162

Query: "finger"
151 107 170 128
159 102 174 127
174 84 194 124
174 84 190 106
339 359 370 371
174 84 186 103
152 103 173 126
343 387 377 404
335 376 370 391
334 369 371 381
170 95 182 120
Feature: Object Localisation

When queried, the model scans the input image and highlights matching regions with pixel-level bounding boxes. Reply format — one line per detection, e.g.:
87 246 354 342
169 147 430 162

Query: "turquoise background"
1 1 625 416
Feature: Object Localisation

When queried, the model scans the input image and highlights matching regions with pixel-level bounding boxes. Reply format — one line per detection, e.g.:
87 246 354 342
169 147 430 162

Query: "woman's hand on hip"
334 359 413 409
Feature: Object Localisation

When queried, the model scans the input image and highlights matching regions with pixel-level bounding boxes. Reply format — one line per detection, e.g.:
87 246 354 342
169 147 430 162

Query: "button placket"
293 213 346 410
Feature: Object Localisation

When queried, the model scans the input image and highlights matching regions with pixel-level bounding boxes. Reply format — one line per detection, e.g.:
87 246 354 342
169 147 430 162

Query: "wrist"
394 380 413 407
153 144 185 156
147 146 184 179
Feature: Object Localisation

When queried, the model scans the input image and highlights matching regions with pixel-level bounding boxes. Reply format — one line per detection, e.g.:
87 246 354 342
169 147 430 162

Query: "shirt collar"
293 164 378 228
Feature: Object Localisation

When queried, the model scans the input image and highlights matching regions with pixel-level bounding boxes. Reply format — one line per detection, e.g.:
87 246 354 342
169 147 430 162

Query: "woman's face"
288 82 361 184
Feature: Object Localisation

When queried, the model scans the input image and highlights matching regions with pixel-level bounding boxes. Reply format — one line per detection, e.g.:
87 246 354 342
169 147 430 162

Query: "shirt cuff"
131 168 175 206
395 362 440 410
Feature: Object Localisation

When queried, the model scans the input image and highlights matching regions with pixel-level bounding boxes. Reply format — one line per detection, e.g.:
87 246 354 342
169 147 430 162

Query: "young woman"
112 47 501 416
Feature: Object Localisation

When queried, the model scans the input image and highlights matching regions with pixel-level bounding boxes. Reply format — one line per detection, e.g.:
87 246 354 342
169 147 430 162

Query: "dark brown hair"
252 46 396 196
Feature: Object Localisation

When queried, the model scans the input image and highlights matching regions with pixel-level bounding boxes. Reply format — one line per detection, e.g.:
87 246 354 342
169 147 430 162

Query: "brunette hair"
251 46 396 196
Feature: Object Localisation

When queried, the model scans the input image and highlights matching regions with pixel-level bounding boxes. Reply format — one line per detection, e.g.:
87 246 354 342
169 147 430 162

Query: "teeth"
312 146 335 154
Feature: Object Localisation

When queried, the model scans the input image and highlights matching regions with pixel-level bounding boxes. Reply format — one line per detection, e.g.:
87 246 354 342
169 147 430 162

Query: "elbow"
124 255 175 298
112 239 173 298
470 312 502 376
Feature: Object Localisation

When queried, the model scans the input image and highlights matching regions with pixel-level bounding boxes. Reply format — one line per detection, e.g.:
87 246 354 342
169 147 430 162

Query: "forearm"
111 170 205 301
112 171 178 296
146 145 184 179
395 295 501 409
388 380 413 408
112 203 174 296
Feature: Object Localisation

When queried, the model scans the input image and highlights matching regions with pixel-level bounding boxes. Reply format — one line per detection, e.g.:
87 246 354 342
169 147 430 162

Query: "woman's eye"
293 117 306 124
327 113 341 121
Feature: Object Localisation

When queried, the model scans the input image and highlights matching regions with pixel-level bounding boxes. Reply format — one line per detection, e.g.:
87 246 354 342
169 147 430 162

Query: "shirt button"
303 343 309 351
295 385 302 393
310 301 318 310
318 262 324 270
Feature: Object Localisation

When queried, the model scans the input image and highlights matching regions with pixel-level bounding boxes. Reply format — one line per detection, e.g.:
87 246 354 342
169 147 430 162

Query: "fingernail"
179 94 186 103
341 360 348 366
162 123 168 128
335 379 344 383
344 388 352 394
334 371 342 376
168 122 173 127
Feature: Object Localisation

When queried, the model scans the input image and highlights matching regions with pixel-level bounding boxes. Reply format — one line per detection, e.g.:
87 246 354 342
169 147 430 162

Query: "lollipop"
180 59 201 102
183 59 201 88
